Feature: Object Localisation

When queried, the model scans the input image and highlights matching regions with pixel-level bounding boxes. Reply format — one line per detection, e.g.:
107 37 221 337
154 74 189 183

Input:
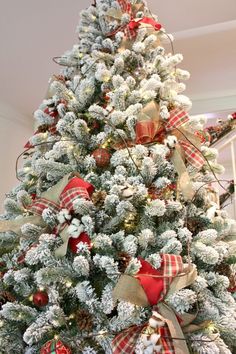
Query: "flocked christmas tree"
0 0 236 353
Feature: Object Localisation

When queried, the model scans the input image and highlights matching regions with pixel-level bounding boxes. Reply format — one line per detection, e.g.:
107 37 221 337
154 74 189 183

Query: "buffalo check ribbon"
112 255 197 353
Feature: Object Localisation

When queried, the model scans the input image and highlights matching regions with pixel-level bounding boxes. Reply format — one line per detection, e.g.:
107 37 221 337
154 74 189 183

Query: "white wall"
0 102 33 212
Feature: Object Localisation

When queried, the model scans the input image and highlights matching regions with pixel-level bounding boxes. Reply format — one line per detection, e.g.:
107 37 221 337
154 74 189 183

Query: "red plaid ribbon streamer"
166 108 190 130
112 325 144 354
30 198 61 216
159 326 175 354
30 177 94 216
179 140 205 170
117 0 131 13
161 254 183 300
59 187 90 212
166 108 205 170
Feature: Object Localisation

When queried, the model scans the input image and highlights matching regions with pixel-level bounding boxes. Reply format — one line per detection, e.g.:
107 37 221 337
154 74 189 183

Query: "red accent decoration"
68 232 92 254
33 290 49 307
231 112 236 120
228 286 236 293
40 339 72 354
31 193 37 200
44 107 58 118
92 148 111 168
17 253 26 265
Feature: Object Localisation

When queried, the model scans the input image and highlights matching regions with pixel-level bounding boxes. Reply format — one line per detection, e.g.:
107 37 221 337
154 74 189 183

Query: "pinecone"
76 309 93 332
0 291 16 310
117 252 131 273
216 263 232 278
92 190 107 208
216 263 236 289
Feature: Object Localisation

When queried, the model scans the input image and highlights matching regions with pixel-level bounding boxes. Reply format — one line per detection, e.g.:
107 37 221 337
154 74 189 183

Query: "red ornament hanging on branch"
92 148 111 167
33 290 49 307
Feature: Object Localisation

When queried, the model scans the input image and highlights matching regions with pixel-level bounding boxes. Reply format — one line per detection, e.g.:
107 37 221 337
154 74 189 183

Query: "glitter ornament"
92 148 111 168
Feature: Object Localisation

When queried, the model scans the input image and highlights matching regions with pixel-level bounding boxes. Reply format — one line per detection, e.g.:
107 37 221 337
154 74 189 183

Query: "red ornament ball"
40 339 72 354
92 148 110 168
33 290 49 307
68 232 92 254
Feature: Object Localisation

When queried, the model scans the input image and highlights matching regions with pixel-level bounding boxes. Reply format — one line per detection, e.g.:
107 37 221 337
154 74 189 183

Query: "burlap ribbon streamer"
113 262 198 354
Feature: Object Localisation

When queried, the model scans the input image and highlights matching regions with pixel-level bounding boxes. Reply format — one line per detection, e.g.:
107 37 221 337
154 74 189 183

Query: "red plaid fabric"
112 325 145 354
165 108 205 170
112 324 175 354
166 108 190 131
30 177 94 216
30 198 61 216
180 140 205 170
160 326 175 353
59 187 90 212
160 254 183 301
117 0 131 13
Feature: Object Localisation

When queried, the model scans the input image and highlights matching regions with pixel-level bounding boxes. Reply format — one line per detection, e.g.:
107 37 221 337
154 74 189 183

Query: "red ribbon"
135 255 183 306
135 121 165 145
129 17 162 31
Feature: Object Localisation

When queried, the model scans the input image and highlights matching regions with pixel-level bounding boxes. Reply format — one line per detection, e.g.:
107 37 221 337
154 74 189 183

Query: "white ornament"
57 209 71 224
164 135 177 149
68 218 84 238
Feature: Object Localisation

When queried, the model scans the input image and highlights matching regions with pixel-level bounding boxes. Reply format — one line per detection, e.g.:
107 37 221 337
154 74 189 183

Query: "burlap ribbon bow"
112 254 198 354
0 174 94 257
136 101 205 200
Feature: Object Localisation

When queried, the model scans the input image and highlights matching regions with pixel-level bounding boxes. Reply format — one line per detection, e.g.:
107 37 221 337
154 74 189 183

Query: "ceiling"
0 0 236 121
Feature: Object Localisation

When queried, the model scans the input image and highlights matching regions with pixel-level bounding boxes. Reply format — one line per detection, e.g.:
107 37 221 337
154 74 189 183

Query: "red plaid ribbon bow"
112 254 184 353
166 108 205 170
30 177 94 216
112 0 162 39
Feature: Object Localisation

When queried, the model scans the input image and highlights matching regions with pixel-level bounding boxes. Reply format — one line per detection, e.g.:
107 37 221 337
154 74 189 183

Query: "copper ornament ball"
92 148 111 167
